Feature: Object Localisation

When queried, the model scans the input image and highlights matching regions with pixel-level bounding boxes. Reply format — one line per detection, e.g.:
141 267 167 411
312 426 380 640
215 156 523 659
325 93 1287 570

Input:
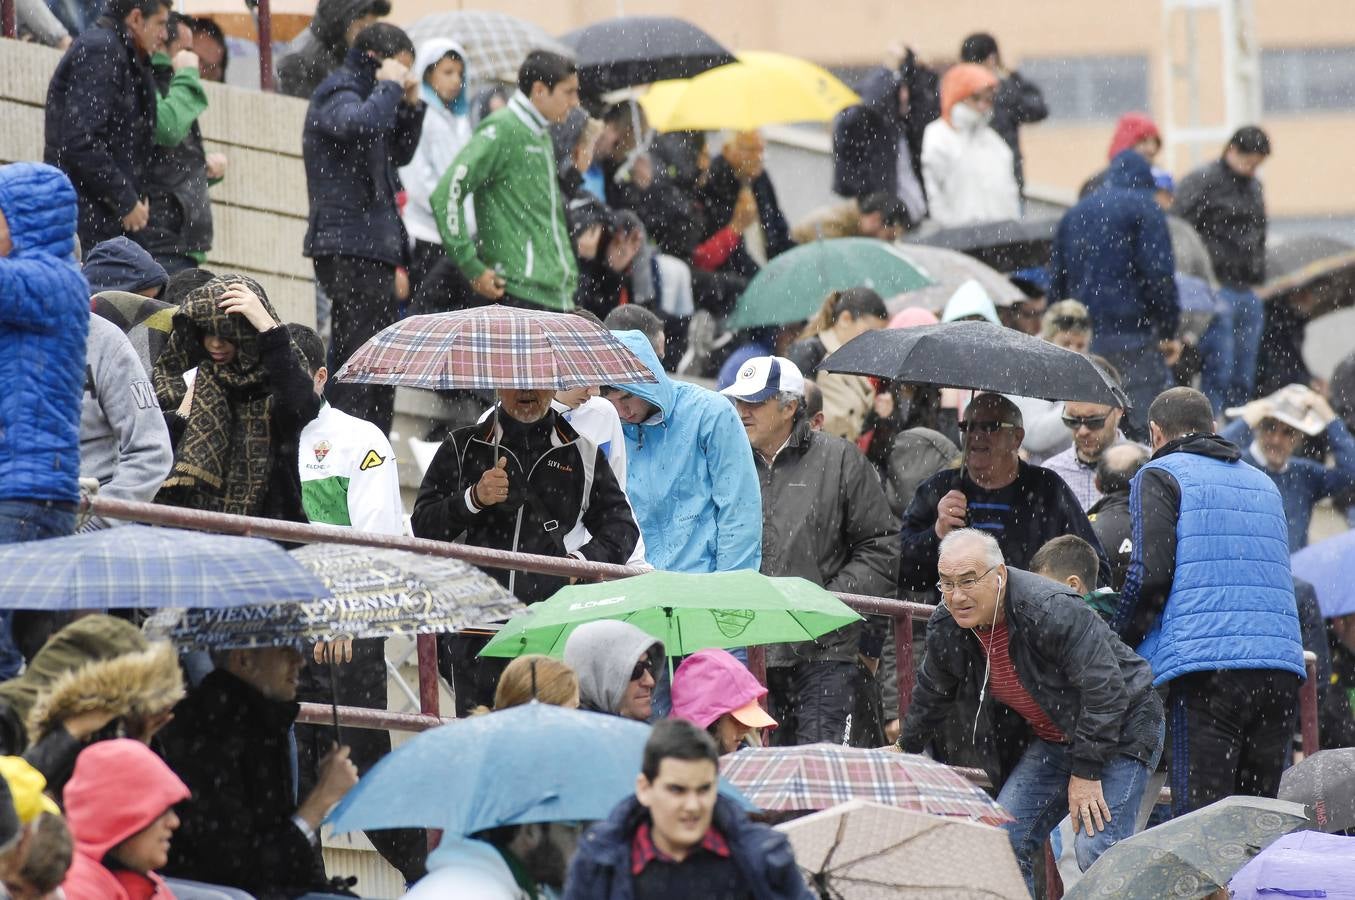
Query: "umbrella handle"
329 658 341 745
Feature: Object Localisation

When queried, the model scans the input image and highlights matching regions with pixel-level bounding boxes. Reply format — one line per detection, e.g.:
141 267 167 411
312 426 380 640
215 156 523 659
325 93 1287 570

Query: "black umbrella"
909 217 1058 273
1258 233 1355 317
1279 746 1355 833
561 16 736 95
817 321 1128 407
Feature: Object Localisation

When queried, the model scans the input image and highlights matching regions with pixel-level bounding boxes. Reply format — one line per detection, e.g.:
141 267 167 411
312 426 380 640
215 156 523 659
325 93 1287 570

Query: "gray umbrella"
890 245 1027 316
1066 796 1312 900
405 11 573 85
1279 747 1355 832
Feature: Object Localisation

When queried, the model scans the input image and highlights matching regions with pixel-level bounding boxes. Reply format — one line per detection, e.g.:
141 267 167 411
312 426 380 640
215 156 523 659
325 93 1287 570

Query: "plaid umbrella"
0 525 326 611
334 307 657 391
719 745 1012 827
405 11 573 85
143 543 524 650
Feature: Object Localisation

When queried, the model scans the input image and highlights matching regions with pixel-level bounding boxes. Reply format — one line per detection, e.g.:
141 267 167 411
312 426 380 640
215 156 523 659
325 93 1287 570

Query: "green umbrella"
478 570 861 659
726 238 934 331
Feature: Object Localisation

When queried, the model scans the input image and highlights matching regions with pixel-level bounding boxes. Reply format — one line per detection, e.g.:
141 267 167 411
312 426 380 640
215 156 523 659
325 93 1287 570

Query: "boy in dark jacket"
43 0 168 248
302 22 423 436
565 719 813 900
1049 149 1180 437
899 530 1163 894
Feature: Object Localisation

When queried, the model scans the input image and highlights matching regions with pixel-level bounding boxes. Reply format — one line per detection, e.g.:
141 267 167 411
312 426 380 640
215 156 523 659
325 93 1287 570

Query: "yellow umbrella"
639 50 859 132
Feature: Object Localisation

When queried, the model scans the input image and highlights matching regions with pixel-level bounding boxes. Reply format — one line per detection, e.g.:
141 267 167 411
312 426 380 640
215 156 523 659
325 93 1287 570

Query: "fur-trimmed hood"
27 642 184 743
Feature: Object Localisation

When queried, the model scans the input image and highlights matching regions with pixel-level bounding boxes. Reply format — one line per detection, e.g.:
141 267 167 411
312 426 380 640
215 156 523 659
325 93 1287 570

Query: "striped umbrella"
405 11 573 86
333 307 657 391
719 745 1012 827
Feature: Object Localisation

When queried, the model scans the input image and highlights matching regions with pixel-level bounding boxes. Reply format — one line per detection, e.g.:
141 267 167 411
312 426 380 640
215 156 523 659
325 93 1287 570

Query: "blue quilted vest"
1136 451 1306 685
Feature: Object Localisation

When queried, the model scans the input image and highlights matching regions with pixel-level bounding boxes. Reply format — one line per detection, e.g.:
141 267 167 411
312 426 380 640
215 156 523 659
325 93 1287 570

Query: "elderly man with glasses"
898 392 1112 594
896 528 1164 895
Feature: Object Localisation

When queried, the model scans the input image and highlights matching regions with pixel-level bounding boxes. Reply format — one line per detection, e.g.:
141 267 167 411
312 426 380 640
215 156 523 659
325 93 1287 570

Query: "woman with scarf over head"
153 276 321 522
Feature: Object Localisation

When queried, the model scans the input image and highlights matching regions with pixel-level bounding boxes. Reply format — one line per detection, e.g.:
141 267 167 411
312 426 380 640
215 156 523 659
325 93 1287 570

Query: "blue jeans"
0 499 77 676
1201 287 1264 411
1099 343 1172 441
997 738 1160 895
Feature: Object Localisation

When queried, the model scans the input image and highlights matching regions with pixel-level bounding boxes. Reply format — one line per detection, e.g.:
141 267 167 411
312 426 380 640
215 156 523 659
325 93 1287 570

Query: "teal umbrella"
726 238 934 331
479 570 861 659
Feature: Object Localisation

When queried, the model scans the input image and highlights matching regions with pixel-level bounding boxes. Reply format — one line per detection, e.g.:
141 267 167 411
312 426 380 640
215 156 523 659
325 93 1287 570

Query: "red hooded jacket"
62 739 190 900
1107 112 1160 161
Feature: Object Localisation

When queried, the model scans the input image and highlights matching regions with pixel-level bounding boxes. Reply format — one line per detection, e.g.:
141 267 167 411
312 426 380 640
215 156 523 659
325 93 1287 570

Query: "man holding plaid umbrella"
413 387 639 714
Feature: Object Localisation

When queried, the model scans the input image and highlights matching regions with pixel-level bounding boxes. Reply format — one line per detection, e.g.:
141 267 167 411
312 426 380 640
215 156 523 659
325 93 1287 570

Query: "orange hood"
941 63 999 123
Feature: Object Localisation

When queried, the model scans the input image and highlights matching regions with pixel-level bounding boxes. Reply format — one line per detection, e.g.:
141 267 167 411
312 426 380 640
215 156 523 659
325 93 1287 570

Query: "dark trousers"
296 638 427 883
767 660 857 746
437 630 509 717
407 242 478 316
314 255 396 435
0 499 77 673
1167 667 1300 817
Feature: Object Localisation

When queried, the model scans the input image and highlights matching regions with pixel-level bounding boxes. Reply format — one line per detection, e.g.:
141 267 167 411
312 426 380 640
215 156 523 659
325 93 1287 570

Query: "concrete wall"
0 38 315 327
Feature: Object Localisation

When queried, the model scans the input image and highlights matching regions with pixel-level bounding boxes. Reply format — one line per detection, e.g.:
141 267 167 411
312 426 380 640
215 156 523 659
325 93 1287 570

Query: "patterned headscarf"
153 275 298 515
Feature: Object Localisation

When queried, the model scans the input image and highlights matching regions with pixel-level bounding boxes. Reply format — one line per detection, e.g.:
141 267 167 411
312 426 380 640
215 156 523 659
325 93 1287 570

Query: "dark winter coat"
81 235 167 295
898 460 1112 593
900 567 1164 788
410 409 640 603
756 421 898 665
302 48 424 268
1049 150 1179 353
989 70 1049 190
43 15 158 247
137 56 212 260
0 162 91 504
831 59 939 200
277 0 374 100
564 794 814 900
157 669 330 899
614 133 713 261
1087 489 1133 591
699 157 794 278
1173 158 1267 289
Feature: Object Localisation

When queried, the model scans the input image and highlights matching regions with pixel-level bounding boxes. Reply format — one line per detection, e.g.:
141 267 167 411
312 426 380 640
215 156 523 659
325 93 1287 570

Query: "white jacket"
400 39 474 246
298 403 405 534
920 112 1021 228
403 838 530 899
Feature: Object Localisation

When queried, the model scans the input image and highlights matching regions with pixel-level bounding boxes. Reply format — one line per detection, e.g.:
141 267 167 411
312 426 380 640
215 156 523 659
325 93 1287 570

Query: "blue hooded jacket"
1049 149 1180 353
609 331 762 574
0 163 92 503
81 236 168 295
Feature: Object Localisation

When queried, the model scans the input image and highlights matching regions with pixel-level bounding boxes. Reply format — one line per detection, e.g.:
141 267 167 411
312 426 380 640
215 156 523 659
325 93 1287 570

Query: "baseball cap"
720 356 805 403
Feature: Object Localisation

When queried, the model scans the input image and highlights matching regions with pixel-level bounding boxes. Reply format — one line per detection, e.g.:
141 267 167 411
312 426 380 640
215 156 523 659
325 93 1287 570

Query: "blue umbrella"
1292 530 1355 618
328 702 749 836
0 524 327 610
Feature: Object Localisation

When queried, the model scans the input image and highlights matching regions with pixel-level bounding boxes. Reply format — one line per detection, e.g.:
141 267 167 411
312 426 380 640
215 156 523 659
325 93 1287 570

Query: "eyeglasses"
936 564 999 595
630 656 655 682
957 420 1018 435
1062 414 1110 432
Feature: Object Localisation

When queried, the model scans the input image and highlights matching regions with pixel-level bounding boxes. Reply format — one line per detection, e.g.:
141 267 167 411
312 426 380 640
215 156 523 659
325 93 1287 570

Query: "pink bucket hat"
670 648 777 731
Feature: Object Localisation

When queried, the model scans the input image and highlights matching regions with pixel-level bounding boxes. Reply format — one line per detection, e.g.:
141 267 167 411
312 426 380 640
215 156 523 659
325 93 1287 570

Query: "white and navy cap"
720 356 805 403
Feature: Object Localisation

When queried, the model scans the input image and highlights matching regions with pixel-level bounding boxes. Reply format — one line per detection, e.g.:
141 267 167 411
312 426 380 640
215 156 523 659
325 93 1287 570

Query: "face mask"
952 101 992 132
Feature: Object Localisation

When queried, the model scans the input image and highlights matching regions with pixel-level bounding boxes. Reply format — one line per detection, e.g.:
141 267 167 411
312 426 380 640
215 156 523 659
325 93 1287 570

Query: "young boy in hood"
400 40 471 298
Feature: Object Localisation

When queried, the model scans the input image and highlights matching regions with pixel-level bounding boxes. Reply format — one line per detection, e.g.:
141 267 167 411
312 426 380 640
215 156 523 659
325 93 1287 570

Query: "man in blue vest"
1113 387 1306 816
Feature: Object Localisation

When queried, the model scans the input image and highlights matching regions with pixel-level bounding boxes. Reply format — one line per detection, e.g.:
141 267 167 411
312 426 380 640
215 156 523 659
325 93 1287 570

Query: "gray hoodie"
80 316 173 530
564 621 664 717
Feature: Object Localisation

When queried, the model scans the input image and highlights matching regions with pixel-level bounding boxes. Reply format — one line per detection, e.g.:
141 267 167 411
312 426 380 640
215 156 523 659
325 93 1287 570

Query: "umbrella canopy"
1227 830 1355 899
562 16 736 95
1278 747 1355 832
1258 234 1355 316
405 11 573 85
327 702 746 835
333 307 657 391
726 239 935 331
1067 796 1311 900
178 0 313 41
143 544 523 650
479 570 861 659
777 800 1027 899
1291 530 1355 618
639 51 858 132
909 218 1058 274
817 321 1129 406
720 745 1011 827
888 245 1026 317
0 525 326 611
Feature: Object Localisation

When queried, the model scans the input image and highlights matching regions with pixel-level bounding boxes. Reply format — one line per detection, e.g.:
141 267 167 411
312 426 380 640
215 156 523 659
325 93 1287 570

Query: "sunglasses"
957 420 1018 435
630 656 655 682
1051 315 1091 331
1062 415 1110 431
